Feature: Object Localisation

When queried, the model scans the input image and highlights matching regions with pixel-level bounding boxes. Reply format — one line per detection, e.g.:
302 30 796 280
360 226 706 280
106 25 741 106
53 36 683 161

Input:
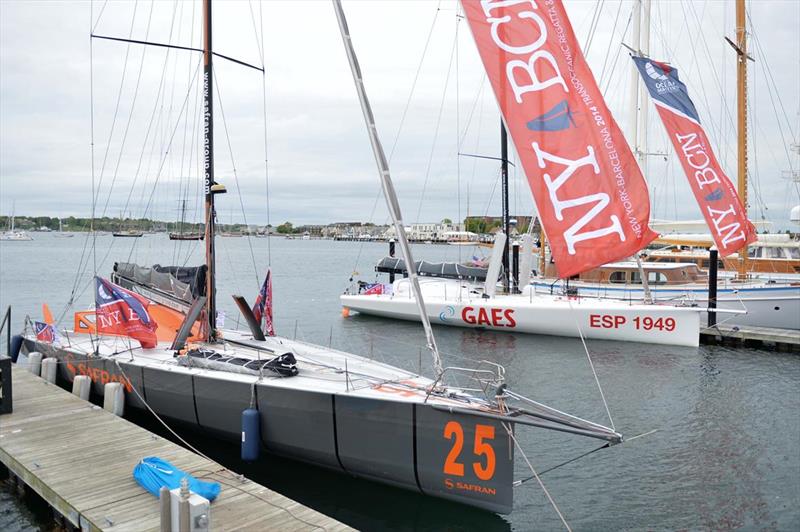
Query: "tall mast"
736 0 749 278
500 121 510 293
626 0 641 153
203 0 218 340
637 0 651 175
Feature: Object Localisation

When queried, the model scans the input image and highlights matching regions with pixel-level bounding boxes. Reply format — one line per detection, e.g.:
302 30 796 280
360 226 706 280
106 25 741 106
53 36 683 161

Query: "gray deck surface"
0 365 353 531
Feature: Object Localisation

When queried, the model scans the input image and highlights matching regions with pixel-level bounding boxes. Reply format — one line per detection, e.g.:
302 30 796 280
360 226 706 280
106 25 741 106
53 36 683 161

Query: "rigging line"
115 59 202 270
566 297 615 431
75 0 170 290
750 31 796 172
247 0 264 65
125 0 181 260
258 0 271 267
455 9 461 263
91 0 109 33
349 2 442 276
684 0 739 147
212 64 260 287
93 1 140 211
597 0 623 88
98 0 157 222
748 9 797 144
502 422 572 531
414 27 458 225
457 74 486 148
66 0 141 317
514 442 610 485
582 0 605 56
110 361 326 532
91 34 264 72
601 8 631 95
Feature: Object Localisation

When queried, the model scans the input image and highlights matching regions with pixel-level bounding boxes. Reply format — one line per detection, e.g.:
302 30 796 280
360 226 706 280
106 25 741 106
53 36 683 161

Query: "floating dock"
0 364 351 531
700 324 800 351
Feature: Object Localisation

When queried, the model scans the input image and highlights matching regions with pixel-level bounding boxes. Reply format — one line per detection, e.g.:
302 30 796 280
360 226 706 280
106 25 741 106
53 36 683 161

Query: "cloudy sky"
1 0 798 229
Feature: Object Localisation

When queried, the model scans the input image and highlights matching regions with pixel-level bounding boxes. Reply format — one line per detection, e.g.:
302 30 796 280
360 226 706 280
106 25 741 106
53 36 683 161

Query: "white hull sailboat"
342 277 701 346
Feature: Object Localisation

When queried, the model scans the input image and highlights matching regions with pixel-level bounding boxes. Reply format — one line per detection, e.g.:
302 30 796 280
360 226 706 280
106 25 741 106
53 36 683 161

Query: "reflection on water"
1 236 798 529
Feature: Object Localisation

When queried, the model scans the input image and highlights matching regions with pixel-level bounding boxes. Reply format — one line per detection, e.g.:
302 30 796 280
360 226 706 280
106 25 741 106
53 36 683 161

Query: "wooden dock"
700 324 800 351
0 365 352 531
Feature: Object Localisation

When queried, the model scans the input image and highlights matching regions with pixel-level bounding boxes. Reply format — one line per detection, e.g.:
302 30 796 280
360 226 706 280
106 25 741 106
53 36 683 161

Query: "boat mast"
332 0 443 378
735 0 749 278
203 0 218 340
500 121 510 293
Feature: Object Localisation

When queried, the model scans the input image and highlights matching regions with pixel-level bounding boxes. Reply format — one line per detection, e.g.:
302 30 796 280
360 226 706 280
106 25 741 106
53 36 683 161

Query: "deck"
700 324 800 351
0 365 352 531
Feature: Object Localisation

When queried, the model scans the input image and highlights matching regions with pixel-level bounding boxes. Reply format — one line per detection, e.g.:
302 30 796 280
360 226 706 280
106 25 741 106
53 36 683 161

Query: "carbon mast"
202 0 226 340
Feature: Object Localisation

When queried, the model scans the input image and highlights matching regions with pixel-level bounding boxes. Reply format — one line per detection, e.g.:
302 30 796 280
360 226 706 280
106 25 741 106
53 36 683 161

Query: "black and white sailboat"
16 0 622 515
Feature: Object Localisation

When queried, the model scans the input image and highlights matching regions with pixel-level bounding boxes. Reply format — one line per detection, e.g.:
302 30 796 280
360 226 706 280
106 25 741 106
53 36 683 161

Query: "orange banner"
462 0 657 277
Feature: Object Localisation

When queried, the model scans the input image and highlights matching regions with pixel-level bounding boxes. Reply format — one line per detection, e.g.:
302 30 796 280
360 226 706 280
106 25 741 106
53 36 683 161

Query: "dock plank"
0 366 352 531
700 324 800 351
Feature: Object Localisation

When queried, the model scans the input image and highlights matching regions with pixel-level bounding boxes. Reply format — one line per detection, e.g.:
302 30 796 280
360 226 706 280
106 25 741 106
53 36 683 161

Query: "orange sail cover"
462 0 658 277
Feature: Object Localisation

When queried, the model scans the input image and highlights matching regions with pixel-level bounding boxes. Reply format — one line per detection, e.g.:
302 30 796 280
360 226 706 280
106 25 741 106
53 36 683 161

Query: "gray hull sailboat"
17 0 621 515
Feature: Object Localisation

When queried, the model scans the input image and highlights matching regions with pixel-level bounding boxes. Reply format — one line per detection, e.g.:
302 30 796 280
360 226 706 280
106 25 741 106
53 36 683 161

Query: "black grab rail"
0 306 10 357
0 306 11 414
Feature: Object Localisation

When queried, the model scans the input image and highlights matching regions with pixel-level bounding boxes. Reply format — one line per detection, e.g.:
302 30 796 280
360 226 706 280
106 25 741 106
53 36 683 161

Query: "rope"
566 297 615 431
502 421 571 531
414 29 458 225
110 360 326 531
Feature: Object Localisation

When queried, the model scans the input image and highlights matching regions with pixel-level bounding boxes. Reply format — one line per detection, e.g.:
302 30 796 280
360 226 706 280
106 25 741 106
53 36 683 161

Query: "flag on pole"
632 56 756 256
95 277 159 348
34 321 56 343
252 269 275 336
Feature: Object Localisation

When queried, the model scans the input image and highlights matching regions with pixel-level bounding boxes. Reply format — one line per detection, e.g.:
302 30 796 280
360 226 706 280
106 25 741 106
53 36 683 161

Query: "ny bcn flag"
252 269 275 336
461 0 658 278
95 277 159 348
632 56 756 256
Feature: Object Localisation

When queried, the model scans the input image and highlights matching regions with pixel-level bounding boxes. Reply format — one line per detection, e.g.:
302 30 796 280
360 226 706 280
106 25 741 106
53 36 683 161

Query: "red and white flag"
252 269 275 336
633 56 756 256
462 0 658 278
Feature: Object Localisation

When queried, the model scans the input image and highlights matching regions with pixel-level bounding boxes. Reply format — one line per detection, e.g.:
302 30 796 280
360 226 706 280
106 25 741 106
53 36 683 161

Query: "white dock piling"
72 375 91 400
103 382 125 416
27 352 42 376
40 357 58 384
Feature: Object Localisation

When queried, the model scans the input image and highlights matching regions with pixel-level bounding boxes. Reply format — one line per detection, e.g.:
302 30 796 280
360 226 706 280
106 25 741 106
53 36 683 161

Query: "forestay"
461 0 658 278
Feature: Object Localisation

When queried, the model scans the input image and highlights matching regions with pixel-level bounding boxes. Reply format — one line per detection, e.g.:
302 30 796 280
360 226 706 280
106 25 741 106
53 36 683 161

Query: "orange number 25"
443 421 496 480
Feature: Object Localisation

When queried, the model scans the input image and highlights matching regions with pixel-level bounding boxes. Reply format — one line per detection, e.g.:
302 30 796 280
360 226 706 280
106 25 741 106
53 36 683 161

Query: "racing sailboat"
342 0 705 347
16 0 623 515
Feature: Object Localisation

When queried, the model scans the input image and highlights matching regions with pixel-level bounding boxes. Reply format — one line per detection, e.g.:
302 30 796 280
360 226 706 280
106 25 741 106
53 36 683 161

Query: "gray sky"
1 0 798 229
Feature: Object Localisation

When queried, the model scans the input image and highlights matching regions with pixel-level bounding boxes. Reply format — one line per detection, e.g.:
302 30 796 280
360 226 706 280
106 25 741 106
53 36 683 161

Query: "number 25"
443 421 496 481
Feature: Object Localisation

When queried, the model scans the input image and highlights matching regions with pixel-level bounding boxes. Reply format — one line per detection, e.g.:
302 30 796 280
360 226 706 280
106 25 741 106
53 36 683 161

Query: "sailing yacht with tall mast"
342 0 707 347
15 0 624 515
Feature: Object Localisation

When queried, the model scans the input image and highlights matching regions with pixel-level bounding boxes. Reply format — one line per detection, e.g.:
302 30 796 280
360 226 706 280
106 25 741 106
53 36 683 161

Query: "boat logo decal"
65 354 133 392
438 306 456 322
526 100 576 132
704 188 724 202
461 306 516 328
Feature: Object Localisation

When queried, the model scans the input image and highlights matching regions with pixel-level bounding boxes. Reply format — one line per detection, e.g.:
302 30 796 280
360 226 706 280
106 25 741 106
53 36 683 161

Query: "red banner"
462 0 657 277
632 57 756 256
95 277 159 348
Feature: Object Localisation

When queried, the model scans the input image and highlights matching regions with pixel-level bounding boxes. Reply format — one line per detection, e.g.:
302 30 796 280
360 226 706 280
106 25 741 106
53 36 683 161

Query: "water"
1 234 798 530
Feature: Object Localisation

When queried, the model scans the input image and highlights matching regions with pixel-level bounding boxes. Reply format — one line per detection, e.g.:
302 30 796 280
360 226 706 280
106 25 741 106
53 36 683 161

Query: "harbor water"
1 234 798 530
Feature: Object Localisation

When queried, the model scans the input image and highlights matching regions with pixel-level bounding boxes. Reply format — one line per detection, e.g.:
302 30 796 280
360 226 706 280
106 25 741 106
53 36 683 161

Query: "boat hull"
21 339 516 514
342 287 700 347
531 281 800 330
